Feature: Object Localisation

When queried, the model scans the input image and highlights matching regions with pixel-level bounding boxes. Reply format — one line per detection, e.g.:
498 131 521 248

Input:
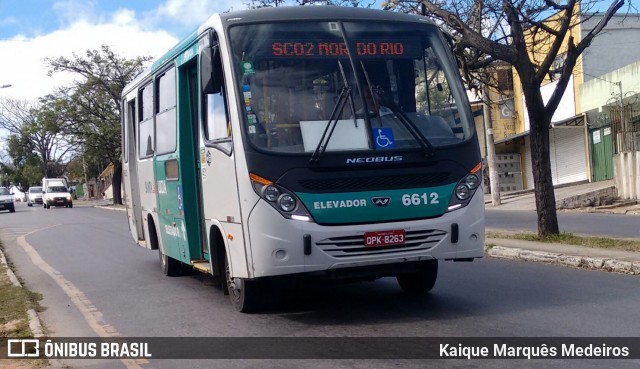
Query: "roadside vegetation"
486 231 640 252
0 242 47 368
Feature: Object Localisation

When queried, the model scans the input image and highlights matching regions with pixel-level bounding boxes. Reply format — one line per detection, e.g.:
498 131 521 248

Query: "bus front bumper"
246 190 485 279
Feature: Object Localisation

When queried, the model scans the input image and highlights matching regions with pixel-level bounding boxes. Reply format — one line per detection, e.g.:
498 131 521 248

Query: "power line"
582 71 620 86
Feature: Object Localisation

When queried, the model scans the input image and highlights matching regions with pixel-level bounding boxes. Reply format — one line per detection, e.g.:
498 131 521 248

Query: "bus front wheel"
225 256 262 313
396 260 438 294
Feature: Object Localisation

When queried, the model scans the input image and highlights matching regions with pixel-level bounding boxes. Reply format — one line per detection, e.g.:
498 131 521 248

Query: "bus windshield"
229 21 473 154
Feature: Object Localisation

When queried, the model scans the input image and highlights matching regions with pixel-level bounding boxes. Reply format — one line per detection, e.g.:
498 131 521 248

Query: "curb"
92 205 126 212
0 248 45 337
485 245 640 275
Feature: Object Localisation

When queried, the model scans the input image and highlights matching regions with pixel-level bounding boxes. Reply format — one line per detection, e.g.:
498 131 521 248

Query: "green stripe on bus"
296 183 456 224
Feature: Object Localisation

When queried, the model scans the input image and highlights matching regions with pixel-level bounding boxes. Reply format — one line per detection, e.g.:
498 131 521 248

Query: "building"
484 12 640 191
581 60 640 199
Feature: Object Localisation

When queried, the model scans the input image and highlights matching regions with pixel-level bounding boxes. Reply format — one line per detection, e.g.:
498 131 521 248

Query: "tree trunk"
524 88 560 236
112 161 123 205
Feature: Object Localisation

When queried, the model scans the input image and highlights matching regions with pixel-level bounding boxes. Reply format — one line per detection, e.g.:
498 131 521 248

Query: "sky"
0 0 250 102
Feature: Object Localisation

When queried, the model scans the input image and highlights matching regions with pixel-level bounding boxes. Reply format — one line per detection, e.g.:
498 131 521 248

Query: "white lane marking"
16 225 149 369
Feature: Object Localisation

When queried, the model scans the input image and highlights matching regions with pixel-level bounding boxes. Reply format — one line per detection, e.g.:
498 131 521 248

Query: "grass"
0 243 48 368
486 231 640 252
0 265 34 338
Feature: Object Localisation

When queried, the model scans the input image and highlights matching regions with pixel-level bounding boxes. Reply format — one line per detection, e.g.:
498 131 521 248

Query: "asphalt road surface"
486 208 640 238
1 202 639 369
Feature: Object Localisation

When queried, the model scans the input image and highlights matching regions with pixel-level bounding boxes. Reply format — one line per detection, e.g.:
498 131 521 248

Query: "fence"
610 106 640 153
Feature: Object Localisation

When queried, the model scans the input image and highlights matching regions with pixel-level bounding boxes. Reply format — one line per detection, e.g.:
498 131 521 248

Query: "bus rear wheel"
225 256 262 313
396 260 438 294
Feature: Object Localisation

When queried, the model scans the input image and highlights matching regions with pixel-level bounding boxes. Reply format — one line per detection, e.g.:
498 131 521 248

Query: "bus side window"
155 67 177 155
204 82 232 154
122 99 128 164
139 82 155 159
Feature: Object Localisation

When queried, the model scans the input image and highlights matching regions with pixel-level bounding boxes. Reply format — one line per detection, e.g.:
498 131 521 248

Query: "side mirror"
442 32 462 69
443 32 455 51
200 44 222 95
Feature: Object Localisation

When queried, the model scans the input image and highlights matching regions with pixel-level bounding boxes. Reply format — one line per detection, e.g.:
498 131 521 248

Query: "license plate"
364 230 406 247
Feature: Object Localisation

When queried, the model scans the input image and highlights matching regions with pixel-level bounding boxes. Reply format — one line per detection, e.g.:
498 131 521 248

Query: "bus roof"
218 6 434 25
123 6 436 95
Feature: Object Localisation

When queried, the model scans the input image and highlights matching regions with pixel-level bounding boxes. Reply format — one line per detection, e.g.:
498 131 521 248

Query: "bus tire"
159 248 181 277
225 256 262 313
396 260 438 294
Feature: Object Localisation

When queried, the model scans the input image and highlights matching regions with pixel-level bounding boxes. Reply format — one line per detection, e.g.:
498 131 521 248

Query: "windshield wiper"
371 86 436 157
310 61 357 164
309 85 352 164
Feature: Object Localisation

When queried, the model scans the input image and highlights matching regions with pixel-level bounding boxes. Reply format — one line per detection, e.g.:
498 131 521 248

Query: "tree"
45 45 151 205
0 98 73 180
0 134 44 191
384 0 626 236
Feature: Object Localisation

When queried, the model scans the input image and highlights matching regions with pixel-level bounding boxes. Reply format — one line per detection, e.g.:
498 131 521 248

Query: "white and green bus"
122 6 484 312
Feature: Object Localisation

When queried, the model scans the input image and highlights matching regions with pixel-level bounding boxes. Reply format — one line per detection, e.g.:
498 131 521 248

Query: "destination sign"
267 39 422 59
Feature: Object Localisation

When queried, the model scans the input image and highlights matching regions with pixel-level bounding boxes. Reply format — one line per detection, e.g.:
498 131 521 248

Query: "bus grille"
298 173 449 192
316 229 447 258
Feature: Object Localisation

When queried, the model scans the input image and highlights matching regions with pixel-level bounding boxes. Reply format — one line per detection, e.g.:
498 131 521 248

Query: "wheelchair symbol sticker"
372 128 396 149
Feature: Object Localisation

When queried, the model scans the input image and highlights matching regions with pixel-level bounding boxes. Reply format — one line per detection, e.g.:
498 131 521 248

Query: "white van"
42 178 73 209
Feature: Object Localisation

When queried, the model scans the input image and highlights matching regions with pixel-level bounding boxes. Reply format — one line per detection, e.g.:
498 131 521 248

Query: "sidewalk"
75 198 126 211
483 179 621 211
483 180 640 274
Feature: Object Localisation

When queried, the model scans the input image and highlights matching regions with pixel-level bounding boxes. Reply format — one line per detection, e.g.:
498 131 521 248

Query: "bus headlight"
447 162 482 212
250 172 313 221
455 184 470 200
277 194 296 212
464 174 480 189
262 185 280 202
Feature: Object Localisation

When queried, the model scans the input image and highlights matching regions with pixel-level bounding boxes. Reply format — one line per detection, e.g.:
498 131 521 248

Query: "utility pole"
483 87 501 206
82 154 89 200
616 81 625 132
616 81 623 107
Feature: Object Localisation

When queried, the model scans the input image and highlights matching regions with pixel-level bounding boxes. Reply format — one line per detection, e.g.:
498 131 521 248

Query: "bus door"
153 66 186 262
152 63 202 264
122 95 145 243
197 39 246 279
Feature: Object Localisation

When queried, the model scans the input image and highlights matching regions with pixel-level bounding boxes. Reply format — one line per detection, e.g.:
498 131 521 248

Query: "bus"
121 6 484 312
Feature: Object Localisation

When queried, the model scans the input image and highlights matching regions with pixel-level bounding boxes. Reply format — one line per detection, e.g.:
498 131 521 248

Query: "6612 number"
401 193 439 206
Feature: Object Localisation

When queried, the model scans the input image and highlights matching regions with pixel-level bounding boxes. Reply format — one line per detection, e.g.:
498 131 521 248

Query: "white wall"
523 76 576 131
614 151 640 200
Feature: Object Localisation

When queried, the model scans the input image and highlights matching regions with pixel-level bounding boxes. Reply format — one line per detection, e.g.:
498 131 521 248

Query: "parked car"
27 186 43 206
0 187 15 213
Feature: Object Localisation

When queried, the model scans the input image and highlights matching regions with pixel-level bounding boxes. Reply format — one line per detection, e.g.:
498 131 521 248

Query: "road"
1 202 639 369
486 208 640 238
